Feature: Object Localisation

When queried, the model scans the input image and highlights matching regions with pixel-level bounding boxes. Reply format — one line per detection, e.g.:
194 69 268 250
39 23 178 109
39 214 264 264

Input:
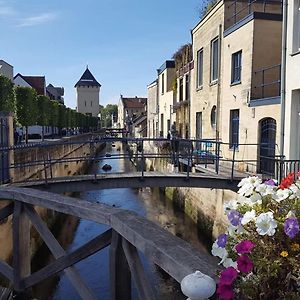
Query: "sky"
1 0 203 109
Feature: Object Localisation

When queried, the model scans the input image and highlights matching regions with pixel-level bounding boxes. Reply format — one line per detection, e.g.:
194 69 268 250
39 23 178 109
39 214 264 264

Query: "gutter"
280 0 288 157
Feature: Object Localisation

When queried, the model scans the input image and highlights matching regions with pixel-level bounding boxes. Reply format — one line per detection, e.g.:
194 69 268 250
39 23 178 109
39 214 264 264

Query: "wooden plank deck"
8 171 244 193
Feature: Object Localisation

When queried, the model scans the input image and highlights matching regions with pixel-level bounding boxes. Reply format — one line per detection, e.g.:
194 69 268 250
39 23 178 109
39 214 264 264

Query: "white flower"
249 192 262 206
227 224 245 237
223 200 238 213
241 210 256 225
287 210 296 218
222 258 238 269
255 183 276 197
255 212 277 236
238 177 262 197
289 184 300 199
211 241 228 261
273 189 290 202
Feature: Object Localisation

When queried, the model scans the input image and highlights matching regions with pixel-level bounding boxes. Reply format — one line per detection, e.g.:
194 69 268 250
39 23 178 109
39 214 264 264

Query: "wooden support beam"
12 201 31 291
23 229 112 289
109 230 131 300
122 238 157 300
0 202 14 221
24 204 97 300
0 260 13 282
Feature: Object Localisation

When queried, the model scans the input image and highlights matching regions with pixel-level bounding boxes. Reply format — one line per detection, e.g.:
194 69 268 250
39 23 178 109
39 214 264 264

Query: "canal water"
32 143 210 300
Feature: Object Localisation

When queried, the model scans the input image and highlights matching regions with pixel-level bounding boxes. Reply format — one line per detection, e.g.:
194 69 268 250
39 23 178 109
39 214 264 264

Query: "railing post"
231 145 237 182
262 69 265 98
186 141 191 180
215 142 220 174
110 230 131 300
48 153 53 179
13 202 31 293
141 140 144 178
43 153 48 184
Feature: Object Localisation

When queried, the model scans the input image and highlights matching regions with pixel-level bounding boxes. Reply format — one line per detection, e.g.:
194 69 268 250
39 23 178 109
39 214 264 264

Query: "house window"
229 109 239 149
210 37 219 82
231 51 242 84
179 78 184 101
185 74 190 100
211 105 217 127
197 48 203 88
161 73 165 94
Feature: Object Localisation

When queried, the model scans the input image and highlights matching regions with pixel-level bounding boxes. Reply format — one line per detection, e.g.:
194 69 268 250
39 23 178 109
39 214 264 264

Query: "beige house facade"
284 0 300 160
147 80 158 138
191 0 282 173
75 67 101 117
157 61 176 138
0 60 13 81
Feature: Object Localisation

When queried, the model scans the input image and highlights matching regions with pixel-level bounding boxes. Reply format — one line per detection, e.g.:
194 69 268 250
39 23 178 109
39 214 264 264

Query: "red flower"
235 240 255 254
219 267 238 285
217 284 234 300
237 255 254 273
279 173 294 189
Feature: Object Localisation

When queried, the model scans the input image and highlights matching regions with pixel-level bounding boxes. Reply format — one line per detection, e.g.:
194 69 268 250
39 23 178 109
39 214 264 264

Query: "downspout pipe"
216 24 222 141
280 0 288 157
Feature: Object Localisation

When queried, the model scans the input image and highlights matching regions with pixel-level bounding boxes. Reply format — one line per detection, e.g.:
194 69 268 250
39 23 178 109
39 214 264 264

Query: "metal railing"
253 64 281 99
225 0 282 29
0 136 293 185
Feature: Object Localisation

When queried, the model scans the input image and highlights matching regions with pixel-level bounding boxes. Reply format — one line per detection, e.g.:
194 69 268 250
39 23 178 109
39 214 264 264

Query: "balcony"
249 64 281 106
225 0 282 30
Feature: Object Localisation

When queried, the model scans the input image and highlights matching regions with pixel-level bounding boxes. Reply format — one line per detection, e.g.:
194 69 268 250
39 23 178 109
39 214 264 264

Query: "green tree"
37 95 51 140
15 87 38 143
99 104 118 127
0 76 15 114
49 100 60 138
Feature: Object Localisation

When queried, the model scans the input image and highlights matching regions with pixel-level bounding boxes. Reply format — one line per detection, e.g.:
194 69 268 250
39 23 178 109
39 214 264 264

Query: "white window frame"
210 37 219 82
197 48 203 88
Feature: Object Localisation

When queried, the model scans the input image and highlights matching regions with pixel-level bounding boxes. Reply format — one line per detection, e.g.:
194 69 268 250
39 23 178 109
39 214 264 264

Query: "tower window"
85 101 86 107
91 101 92 107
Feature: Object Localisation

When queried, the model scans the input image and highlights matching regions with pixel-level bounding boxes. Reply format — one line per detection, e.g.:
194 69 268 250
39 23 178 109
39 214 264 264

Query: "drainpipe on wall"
280 0 288 157
216 24 222 141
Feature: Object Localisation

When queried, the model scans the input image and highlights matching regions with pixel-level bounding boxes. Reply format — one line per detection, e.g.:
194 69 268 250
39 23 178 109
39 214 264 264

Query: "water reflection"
35 143 208 299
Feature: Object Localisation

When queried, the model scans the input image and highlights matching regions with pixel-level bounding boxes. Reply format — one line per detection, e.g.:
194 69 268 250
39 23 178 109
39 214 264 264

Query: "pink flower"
237 255 254 273
219 267 238 285
235 240 255 254
217 283 234 300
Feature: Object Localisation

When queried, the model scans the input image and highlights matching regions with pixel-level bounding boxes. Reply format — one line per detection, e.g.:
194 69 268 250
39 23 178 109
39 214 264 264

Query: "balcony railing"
225 0 282 29
253 64 281 99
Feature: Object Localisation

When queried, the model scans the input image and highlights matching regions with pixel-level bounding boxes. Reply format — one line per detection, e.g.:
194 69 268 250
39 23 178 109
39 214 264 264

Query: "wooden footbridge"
0 187 220 299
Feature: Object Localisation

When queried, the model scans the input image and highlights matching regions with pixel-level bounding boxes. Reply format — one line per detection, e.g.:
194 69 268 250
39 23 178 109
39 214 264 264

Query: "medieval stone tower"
75 67 101 117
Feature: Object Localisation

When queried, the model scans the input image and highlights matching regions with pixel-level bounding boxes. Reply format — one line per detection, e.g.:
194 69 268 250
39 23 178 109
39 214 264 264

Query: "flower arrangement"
211 174 300 300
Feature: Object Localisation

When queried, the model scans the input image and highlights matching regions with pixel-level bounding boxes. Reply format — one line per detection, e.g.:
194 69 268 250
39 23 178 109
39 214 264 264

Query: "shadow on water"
31 142 211 299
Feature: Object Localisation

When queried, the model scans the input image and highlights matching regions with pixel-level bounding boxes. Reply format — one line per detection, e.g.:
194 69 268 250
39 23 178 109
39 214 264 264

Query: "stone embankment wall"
144 142 237 242
0 133 104 262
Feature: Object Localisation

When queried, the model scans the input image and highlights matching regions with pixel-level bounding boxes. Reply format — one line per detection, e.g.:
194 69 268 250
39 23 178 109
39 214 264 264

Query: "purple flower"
284 218 300 239
219 267 238 285
237 255 254 273
264 179 277 186
217 284 234 300
235 240 255 254
228 210 243 226
217 234 228 248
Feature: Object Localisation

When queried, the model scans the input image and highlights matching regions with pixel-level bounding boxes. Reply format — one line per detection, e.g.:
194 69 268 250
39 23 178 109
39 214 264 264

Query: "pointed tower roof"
75 67 101 88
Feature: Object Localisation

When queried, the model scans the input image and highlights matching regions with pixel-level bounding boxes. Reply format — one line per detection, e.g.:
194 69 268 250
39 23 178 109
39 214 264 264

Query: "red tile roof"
122 97 147 109
14 73 46 95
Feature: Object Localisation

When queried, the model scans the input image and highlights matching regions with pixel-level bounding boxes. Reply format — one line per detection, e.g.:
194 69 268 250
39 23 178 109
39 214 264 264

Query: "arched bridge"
1 135 293 192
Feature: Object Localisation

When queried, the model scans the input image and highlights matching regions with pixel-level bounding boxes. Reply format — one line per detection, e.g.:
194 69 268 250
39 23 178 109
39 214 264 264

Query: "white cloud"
0 4 16 16
17 12 58 27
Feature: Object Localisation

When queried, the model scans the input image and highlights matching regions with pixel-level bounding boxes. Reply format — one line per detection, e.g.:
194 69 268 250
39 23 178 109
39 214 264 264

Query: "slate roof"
14 73 46 95
75 67 101 88
122 97 147 109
